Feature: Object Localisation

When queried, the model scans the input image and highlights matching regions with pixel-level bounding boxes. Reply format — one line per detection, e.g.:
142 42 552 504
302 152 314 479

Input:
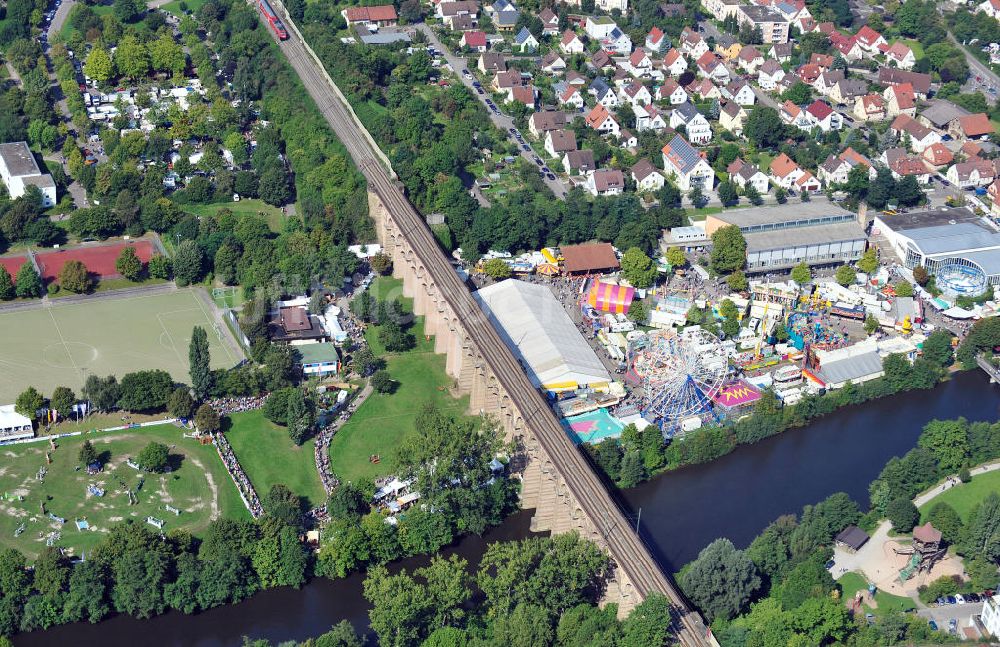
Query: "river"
21 371 999 646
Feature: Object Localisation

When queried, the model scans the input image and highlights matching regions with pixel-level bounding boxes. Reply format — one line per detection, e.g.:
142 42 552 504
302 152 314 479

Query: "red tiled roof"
344 4 397 21
960 113 995 137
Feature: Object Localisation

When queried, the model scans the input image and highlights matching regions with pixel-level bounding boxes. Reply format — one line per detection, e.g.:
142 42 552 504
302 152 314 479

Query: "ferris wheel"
629 328 729 437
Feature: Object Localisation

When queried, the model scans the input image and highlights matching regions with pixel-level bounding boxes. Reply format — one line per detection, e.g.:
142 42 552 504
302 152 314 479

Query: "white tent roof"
474 279 611 389
0 405 31 429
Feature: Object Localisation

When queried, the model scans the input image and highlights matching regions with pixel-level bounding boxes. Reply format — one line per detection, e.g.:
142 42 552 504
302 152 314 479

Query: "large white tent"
474 279 611 392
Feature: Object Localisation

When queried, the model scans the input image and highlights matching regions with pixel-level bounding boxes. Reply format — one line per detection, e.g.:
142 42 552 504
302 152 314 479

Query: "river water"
21 371 999 646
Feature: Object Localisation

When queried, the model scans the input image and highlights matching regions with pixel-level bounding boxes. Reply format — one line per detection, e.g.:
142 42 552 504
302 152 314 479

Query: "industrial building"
871 208 1000 295
474 279 612 392
704 202 867 272
0 142 56 206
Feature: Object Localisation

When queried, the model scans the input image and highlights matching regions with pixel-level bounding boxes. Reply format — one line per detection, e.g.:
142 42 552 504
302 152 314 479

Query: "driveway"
415 23 568 199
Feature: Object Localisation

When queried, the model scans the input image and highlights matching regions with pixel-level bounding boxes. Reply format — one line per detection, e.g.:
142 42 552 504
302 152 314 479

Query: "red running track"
34 241 154 280
0 255 27 280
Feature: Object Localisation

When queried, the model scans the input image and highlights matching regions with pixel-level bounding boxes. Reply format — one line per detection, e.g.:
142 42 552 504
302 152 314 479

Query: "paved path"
948 32 999 106
415 23 568 199
48 0 75 39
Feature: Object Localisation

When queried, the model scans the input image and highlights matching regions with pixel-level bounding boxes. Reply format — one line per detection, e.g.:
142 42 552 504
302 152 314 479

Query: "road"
948 32 999 106
48 0 74 39
264 5 709 645
415 24 568 199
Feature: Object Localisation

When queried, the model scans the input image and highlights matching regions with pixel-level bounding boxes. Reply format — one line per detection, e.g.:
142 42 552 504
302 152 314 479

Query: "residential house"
723 79 756 106
883 83 916 118
883 148 931 183
447 14 477 31
921 142 954 168
590 50 614 72
596 0 629 14
670 102 713 144
632 158 666 192
478 52 506 74
977 0 1000 17
818 148 875 185
585 16 617 39
591 78 620 108
878 68 931 99
555 83 584 109
528 110 568 138
715 34 743 61
507 84 536 108
645 26 668 53
719 100 747 134
696 51 731 83
704 0 742 20
813 69 844 96
737 5 790 43
342 5 397 26
769 41 793 63
619 128 638 149
601 27 633 55
794 171 822 192
544 129 577 157
634 103 668 132
810 53 834 70
539 7 559 35
656 79 688 104
769 152 805 188
829 79 867 106
953 113 996 141
854 94 887 122
729 159 769 193
680 27 709 58
757 59 785 91
492 69 524 92
774 72 798 94
563 149 596 175
780 100 812 131
885 42 916 70
541 52 567 74
513 27 539 52
560 30 585 54
829 32 863 61
796 63 822 85
662 49 688 76
585 104 621 136
661 133 715 190
891 115 941 153
919 100 970 131
586 169 626 196
855 25 887 54
461 30 488 51
494 7 519 31
627 48 654 77
737 45 765 72
687 78 721 100
437 1 479 21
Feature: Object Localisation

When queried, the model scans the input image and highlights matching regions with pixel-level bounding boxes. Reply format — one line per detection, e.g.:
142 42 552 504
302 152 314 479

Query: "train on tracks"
257 0 288 40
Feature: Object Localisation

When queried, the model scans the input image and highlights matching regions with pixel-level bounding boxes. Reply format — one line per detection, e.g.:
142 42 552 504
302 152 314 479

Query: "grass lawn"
902 39 925 60
839 572 917 616
919 469 1000 523
327 276 468 483
224 410 326 509
0 424 248 559
50 276 169 298
159 0 207 18
181 199 289 232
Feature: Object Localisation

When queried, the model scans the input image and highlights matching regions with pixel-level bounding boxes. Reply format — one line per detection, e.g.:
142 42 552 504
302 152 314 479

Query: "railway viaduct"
257 4 712 642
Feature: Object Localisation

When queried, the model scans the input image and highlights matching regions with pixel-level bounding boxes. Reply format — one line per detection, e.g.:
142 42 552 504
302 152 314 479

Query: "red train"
258 0 289 40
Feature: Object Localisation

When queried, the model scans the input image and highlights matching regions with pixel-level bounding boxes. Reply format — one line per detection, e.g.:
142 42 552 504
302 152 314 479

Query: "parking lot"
918 600 985 638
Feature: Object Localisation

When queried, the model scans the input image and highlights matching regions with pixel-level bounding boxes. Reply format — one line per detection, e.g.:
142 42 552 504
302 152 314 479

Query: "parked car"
955 594 966 604
533 157 542 165
948 618 957 633
521 144 530 151
945 596 957 605
546 173 555 180
936 597 946 606
928 620 938 631
966 593 981 603
824 560 835 570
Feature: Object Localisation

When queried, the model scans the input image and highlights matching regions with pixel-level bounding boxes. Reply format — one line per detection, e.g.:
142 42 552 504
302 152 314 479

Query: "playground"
0 289 242 402
563 409 625 444
0 424 247 558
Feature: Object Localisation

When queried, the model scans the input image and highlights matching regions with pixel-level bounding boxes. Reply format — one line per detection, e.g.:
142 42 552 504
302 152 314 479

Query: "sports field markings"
155 312 185 366
188 289 239 364
46 309 83 383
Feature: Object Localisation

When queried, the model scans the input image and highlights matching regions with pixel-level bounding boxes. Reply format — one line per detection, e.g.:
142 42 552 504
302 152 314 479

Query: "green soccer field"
0 424 249 559
0 289 243 403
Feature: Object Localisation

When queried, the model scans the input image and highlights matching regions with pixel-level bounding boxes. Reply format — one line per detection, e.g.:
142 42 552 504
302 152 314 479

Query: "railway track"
268 19 710 647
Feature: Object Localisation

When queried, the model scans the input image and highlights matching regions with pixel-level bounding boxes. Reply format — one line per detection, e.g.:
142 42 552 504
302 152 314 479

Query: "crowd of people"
208 396 267 416
213 431 263 518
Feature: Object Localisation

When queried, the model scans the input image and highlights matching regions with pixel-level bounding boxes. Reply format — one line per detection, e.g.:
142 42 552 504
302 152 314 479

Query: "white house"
0 142 56 207
559 30 585 54
541 52 567 74
946 159 996 189
757 59 785 91
661 134 715 191
679 27 709 58
981 595 1000 639
585 169 626 196
585 16 617 39
855 26 887 54
555 83 584 109
656 80 688 104
805 100 843 132
596 0 628 14
632 159 665 192
645 26 667 53
729 159 769 194
885 42 916 70
769 152 804 188
585 104 621 137
723 80 756 106
601 28 632 55
670 102 713 144
662 49 688 77
539 7 559 35
627 48 654 77
513 27 539 53
544 129 577 158
619 81 653 107
634 104 668 132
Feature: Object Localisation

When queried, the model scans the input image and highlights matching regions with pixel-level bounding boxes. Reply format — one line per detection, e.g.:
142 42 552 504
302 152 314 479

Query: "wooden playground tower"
896 522 947 582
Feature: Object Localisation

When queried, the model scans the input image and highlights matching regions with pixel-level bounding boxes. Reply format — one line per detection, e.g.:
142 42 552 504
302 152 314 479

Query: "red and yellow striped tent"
587 281 635 314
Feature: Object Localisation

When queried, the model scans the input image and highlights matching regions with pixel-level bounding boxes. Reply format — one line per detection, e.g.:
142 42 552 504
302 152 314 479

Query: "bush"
958 467 971 483
137 442 170 473
371 370 394 394
917 575 960 604
886 497 920 533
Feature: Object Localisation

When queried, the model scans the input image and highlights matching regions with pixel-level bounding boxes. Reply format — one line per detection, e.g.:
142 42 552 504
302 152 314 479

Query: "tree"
782 81 812 105
15 386 43 421
371 370 394 394
718 181 739 207
885 497 919 532
921 330 954 369
78 439 98 467
50 386 76 418
113 0 144 23
369 253 392 276
482 258 512 280
84 46 113 84
194 403 220 434
59 260 92 293
167 388 195 419
620 247 657 289
917 419 969 473
790 262 811 285
895 174 923 207
834 264 856 287
745 107 786 149
492 603 553 647
0 268 13 300
116 246 142 281
137 442 170 472
720 298 741 338
857 248 878 274
259 169 290 206
188 326 212 400
284 388 314 445
621 593 673 647
710 225 747 274
864 313 880 335
117 370 174 411
148 254 171 280
63 560 110 623
744 183 763 206
363 564 431 647
114 35 149 80
172 240 203 286
627 300 646 324
894 281 914 297
618 450 645 488
726 270 748 293
927 502 963 543
150 32 185 76
912 265 929 286
15 262 41 298
774 186 787 204
681 538 760 622
665 247 686 268
688 186 706 208
379 320 415 353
